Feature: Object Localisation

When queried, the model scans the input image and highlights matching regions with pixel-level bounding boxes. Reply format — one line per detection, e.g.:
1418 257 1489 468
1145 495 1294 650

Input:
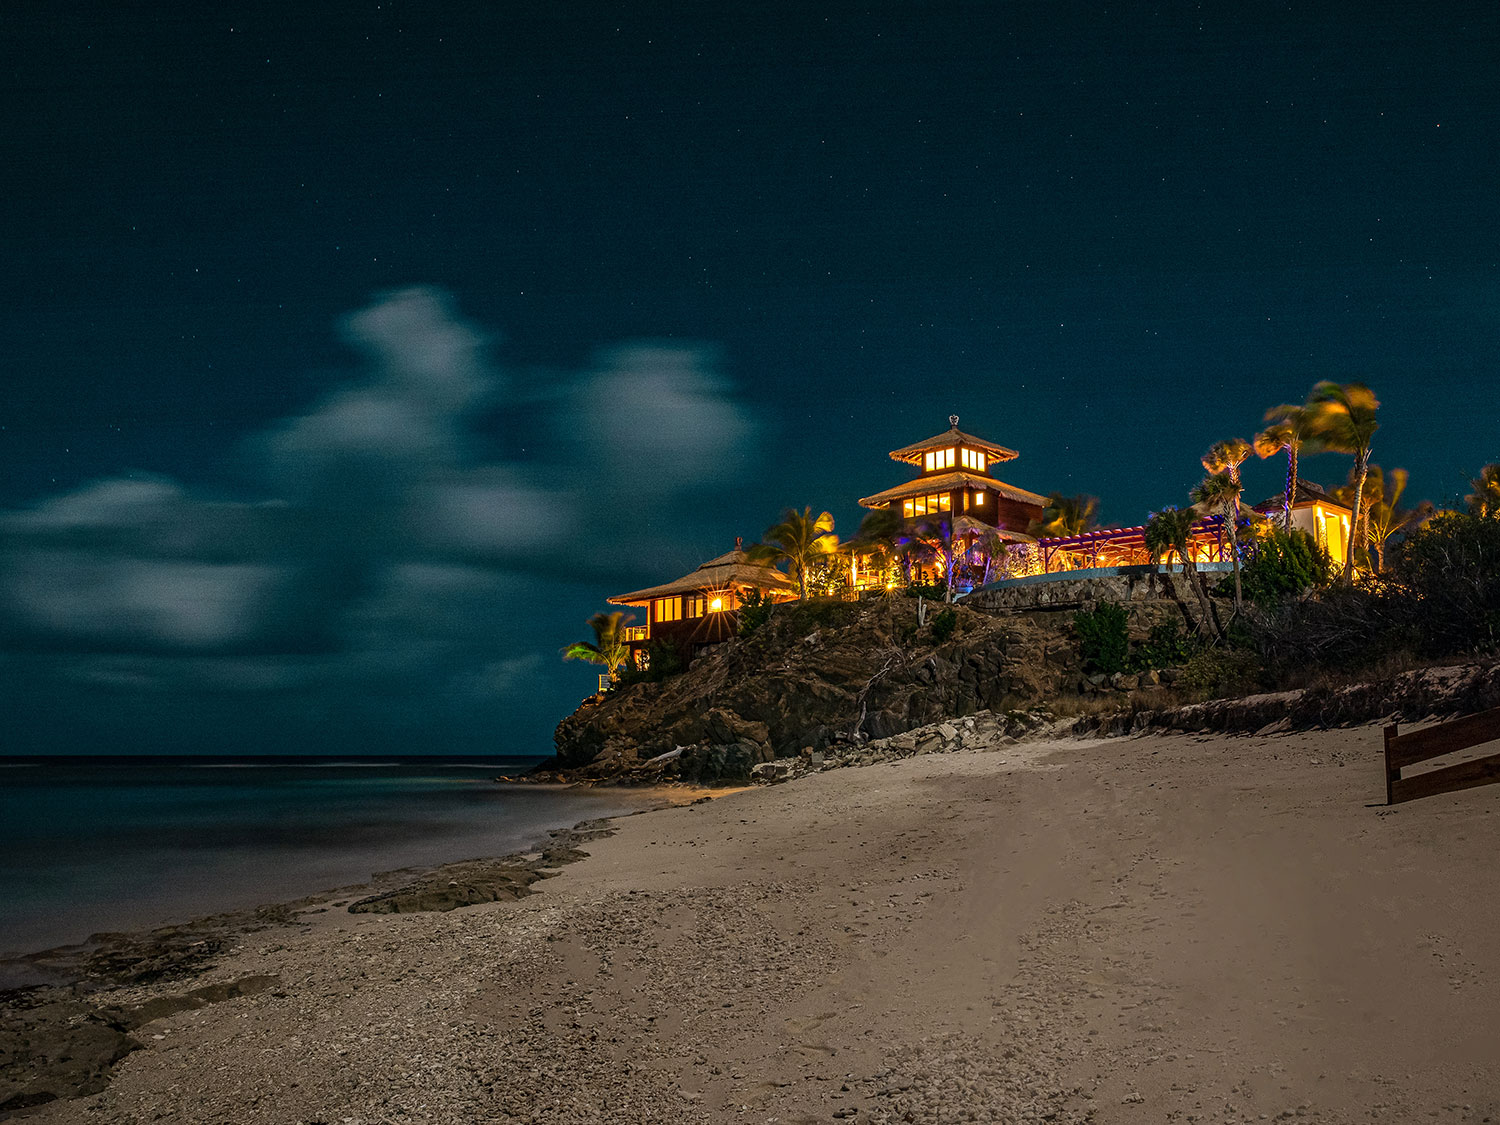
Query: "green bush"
905 580 948 600
1236 528 1333 607
1074 602 1129 674
1388 511 1500 655
1129 620 1199 671
736 589 776 636
931 607 958 644
1178 646 1262 697
612 638 688 686
786 598 860 631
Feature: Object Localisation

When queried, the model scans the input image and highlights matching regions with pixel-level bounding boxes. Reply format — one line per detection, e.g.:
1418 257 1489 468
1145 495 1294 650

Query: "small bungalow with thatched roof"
607 544 798 665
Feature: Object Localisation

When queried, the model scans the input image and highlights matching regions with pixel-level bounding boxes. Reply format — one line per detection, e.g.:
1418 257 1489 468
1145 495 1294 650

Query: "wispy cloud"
0 287 760 751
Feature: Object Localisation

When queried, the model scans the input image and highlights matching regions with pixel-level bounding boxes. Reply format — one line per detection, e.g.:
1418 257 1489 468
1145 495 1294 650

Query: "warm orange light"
710 596 723 611
973 490 985 505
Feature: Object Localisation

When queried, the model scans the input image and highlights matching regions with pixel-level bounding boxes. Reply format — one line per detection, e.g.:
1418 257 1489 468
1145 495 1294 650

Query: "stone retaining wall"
962 566 1216 615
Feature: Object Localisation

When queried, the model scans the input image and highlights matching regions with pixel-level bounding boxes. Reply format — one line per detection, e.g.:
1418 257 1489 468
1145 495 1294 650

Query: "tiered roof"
886 423 1019 467
858 471 1048 509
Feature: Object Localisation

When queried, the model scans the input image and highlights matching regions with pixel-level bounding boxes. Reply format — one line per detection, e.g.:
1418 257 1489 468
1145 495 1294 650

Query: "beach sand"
22 727 1500 1124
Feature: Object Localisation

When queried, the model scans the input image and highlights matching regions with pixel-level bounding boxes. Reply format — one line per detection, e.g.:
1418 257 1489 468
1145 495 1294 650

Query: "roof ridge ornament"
949 414 959 428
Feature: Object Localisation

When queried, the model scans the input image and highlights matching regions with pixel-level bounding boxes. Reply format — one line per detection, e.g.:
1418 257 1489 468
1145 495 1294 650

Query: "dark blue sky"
2 2 1496 754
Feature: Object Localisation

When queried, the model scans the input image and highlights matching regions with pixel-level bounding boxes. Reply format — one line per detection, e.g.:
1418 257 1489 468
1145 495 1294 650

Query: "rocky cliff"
552 596 1089 784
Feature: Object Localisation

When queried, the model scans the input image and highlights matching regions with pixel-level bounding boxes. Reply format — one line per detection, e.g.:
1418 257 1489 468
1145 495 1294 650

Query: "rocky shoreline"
0 810 672 1116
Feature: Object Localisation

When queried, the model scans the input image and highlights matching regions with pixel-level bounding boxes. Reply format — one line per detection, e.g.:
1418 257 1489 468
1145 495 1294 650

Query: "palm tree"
1191 472 1245 616
851 507 902 589
1027 493 1100 538
561 611 635 685
1201 438 1252 482
1362 467 1430 571
1255 404 1320 533
1144 506 1219 637
1468 464 1500 519
910 516 963 603
1306 381 1380 577
747 506 838 601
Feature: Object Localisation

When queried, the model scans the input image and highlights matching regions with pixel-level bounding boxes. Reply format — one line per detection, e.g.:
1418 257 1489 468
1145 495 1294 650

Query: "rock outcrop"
553 598 1081 783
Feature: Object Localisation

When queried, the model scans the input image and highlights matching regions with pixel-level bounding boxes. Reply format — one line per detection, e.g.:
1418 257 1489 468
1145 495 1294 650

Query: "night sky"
3 3 1496 755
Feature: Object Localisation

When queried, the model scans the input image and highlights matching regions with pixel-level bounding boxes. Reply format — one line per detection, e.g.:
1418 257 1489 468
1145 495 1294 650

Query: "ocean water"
0 756 655 956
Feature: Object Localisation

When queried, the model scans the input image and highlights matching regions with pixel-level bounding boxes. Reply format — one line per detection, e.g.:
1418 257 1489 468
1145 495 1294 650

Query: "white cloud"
579 344 756 486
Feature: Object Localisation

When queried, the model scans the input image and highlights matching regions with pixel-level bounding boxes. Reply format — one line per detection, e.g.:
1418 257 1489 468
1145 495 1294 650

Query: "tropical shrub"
736 589 776 637
1129 621 1199 671
905 580 948 601
1074 602 1129 675
1178 646 1262 697
613 638 688 686
1235 529 1333 607
931 607 958 644
1387 511 1500 655
786 598 860 631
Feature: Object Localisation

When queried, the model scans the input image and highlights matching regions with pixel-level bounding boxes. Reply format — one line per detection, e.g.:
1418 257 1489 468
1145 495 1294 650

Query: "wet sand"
17 727 1500 1124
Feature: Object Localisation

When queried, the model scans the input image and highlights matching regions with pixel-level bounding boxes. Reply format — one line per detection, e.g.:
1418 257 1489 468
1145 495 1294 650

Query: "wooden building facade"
856 417 1050 534
607 546 798 665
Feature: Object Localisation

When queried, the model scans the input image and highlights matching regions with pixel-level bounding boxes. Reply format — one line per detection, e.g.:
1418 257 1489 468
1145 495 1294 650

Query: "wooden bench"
1383 707 1500 805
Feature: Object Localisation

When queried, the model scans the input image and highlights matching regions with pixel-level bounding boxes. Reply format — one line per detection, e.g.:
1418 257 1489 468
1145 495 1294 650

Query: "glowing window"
973 490 985 505
961 448 987 472
924 451 936 471
924 448 956 471
709 596 724 612
654 597 682 623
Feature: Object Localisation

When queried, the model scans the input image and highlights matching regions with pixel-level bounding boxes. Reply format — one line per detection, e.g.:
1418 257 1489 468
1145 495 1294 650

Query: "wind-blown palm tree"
1027 493 1100 538
561 611 635 685
1191 472 1245 616
1201 438 1252 483
1255 404 1321 533
747 507 838 601
1144 506 1219 636
1306 381 1380 577
1468 464 1500 519
1360 467 1430 571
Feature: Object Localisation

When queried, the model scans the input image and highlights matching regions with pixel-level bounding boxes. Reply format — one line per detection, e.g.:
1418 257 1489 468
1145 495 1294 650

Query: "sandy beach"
18 725 1500 1125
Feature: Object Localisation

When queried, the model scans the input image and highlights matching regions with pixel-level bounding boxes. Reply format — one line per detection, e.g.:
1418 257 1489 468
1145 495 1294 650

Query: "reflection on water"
0 756 651 954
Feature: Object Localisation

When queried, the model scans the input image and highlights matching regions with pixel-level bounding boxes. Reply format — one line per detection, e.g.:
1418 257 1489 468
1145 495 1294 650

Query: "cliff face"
552 597 1079 784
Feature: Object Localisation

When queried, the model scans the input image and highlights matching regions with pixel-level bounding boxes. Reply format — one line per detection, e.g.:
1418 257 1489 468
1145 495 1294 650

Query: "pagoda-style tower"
857 416 1048 532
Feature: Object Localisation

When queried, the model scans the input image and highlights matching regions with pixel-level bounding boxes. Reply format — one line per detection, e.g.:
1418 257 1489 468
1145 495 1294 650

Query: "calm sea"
0 756 655 958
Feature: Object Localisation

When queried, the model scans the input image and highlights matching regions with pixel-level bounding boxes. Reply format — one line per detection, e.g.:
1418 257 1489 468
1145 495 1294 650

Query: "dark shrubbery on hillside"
1249 513 1500 679
1074 602 1129 674
1389 512 1500 655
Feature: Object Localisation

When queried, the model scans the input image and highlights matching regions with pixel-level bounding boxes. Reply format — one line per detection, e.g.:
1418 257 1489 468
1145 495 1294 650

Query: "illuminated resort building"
1251 479 1352 565
607 545 797 667
857 416 1049 534
599 418 1355 667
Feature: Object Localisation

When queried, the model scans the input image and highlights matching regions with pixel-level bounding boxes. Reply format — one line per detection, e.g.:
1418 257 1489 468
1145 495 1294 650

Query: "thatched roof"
607 549 798 606
858 471 1048 509
1253 479 1351 513
888 423 1019 467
